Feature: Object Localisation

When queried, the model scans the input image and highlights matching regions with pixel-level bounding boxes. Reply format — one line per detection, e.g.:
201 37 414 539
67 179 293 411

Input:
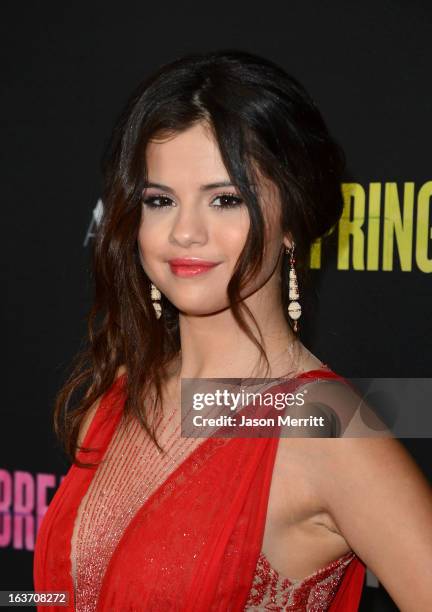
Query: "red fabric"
34 369 366 611
329 551 367 611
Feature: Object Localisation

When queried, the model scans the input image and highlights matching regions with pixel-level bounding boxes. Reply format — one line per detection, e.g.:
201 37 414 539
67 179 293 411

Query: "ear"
283 234 294 251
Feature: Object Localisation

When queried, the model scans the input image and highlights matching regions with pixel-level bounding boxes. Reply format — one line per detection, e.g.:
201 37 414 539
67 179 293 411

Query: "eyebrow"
143 180 235 194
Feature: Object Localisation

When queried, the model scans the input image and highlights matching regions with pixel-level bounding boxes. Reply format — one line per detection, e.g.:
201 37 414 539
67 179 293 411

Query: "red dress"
33 367 366 611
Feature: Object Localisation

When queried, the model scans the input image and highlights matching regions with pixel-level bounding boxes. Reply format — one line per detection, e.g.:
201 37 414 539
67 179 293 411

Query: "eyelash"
142 192 244 211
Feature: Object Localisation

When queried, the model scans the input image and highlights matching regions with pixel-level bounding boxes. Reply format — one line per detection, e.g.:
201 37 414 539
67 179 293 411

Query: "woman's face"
137 121 291 316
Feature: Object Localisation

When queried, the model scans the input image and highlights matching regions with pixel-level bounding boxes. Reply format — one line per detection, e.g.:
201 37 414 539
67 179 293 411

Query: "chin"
174 300 229 317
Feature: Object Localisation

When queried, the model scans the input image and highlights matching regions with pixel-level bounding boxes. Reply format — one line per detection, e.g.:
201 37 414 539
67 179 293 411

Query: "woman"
34 49 432 611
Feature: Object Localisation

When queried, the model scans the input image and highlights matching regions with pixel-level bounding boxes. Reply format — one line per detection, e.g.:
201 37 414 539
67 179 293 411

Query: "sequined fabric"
70 381 356 612
244 550 356 611
34 369 365 611
70 397 204 611
70 376 283 610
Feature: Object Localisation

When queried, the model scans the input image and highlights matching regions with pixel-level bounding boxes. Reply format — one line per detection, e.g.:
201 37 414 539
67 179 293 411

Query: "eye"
141 192 244 211
211 193 244 210
142 194 174 209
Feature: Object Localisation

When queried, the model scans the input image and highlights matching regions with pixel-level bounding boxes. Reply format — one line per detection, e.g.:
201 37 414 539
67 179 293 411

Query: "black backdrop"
2 2 431 610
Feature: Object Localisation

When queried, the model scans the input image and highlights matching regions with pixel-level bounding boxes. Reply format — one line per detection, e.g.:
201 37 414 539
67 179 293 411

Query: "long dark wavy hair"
54 49 346 467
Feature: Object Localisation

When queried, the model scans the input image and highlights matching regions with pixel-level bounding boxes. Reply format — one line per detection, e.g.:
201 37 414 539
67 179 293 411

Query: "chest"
66 414 283 610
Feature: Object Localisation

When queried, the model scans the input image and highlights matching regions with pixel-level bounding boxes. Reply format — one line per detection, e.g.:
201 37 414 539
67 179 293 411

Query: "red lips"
168 258 219 277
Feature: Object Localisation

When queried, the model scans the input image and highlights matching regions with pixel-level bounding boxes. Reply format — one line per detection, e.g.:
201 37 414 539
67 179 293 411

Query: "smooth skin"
81 122 432 610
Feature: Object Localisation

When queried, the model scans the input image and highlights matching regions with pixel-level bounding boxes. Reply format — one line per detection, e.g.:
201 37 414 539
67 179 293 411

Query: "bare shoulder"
77 364 127 448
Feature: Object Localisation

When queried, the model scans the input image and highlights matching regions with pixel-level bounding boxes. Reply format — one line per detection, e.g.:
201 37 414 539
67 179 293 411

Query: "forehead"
145 123 227 180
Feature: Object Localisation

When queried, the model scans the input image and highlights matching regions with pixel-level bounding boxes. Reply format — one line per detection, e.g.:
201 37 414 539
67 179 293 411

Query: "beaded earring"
150 282 162 319
286 244 301 332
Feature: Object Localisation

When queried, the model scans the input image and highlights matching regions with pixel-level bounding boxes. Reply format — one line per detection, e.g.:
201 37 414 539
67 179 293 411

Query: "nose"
169 204 208 248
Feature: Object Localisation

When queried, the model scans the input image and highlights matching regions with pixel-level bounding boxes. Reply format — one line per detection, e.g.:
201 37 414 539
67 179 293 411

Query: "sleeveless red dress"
33 367 366 611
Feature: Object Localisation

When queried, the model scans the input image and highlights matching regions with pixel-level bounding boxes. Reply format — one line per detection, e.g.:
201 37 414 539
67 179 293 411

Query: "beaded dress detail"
244 550 355 610
34 369 366 612
70 390 205 611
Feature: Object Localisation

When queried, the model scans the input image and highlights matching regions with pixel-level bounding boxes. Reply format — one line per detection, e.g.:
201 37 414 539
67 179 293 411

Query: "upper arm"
77 365 127 449
312 437 432 611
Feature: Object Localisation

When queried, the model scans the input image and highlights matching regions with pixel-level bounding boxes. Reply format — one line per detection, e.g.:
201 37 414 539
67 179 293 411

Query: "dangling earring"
286 244 301 332
150 282 162 319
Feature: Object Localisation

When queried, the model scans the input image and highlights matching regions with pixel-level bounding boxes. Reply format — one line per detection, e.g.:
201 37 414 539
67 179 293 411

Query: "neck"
167 274 305 388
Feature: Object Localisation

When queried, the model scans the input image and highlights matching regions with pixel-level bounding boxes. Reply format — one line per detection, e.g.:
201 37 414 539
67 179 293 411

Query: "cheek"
137 215 162 257
219 228 247 255
136 229 159 277
214 213 250 253
136 226 147 258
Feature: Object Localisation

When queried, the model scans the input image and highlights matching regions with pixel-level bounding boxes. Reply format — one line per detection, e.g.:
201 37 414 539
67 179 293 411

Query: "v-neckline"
68 365 334 607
